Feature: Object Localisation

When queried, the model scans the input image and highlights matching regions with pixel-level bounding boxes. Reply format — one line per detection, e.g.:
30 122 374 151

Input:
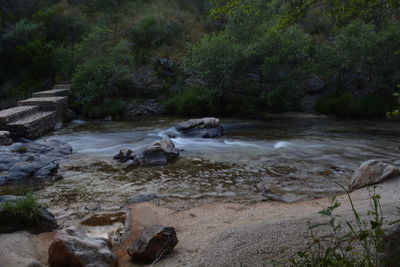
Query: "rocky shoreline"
1 117 400 266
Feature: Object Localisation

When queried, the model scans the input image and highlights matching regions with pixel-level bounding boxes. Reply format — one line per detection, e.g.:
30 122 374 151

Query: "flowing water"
2 116 400 224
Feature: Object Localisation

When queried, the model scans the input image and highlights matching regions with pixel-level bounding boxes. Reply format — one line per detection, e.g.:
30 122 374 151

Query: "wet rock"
174 117 223 138
127 193 160 204
0 253 43 267
0 195 58 234
0 131 12 146
120 139 179 166
48 226 118 267
54 121 63 131
113 149 133 163
0 139 72 186
127 225 178 263
81 212 126 226
349 160 400 191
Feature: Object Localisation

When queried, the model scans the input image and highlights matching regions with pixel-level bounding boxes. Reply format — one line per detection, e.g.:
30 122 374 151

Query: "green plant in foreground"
291 187 390 267
0 194 41 228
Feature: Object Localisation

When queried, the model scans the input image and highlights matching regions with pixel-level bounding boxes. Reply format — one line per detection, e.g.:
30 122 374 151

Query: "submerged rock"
174 117 223 138
48 226 118 267
0 139 72 186
349 160 400 191
114 139 179 166
0 195 58 234
127 224 178 263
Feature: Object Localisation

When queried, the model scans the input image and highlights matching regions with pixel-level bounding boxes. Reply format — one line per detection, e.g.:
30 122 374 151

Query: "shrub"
164 86 213 116
71 27 135 117
291 188 396 266
0 194 41 228
316 92 393 118
131 16 184 49
83 98 127 118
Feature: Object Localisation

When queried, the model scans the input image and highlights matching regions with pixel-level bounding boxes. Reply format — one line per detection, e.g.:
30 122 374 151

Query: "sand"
1 177 400 267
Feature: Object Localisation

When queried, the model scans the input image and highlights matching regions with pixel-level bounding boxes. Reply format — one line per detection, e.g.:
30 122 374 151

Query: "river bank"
1 176 399 266
1 116 400 266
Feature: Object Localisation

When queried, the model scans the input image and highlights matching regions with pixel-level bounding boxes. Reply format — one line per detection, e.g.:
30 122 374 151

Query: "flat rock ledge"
0 139 72 186
349 160 400 191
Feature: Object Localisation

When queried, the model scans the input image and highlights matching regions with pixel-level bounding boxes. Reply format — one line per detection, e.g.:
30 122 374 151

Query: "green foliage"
71 27 134 118
291 188 390 266
164 86 213 116
130 16 184 49
0 194 41 228
316 93 393 118
83 98 127 118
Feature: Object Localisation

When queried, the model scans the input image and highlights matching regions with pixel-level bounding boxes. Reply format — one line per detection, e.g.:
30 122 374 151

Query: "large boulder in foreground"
127 224 178 263
174 117 223 138
114 139 180 166
349 160 400 191
0 139 72 186
0 195 58 234
48 226 118 267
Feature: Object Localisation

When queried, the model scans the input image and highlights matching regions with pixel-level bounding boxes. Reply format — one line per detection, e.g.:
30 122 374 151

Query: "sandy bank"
1 177 400 267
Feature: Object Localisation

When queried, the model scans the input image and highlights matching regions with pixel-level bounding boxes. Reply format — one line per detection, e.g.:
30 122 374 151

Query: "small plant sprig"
291 186 388 267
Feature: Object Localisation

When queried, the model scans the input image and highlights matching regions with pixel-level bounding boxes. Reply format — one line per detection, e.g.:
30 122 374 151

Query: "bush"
0 194 41 228
131 16 184 49
291 188 397 266
316 92 393 118
82 98 127 118
164 86 213 116
71 27 135 117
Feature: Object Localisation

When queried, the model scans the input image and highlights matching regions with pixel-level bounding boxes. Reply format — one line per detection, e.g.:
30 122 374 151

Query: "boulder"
174 117 223 138
113 149 133 163
348 160 400 191
127 225 178 263
48 226 118 267
0 131 12 146
80 212 126 226
0 253 43 267
115 139 180 166
0 139 72 186
0 195 58 234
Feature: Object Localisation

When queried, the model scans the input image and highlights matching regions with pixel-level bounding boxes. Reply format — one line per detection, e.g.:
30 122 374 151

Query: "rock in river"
0 139 72 186
0 195 58 234
48 226 118 267
349 160 400 191
174 117 223 138
127 224 178 263
114 139 179 166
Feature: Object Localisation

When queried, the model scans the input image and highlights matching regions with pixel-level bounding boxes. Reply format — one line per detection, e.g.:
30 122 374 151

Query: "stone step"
6 111 57 139
18 97 69 111
0 106 39 128
33 88 70 98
